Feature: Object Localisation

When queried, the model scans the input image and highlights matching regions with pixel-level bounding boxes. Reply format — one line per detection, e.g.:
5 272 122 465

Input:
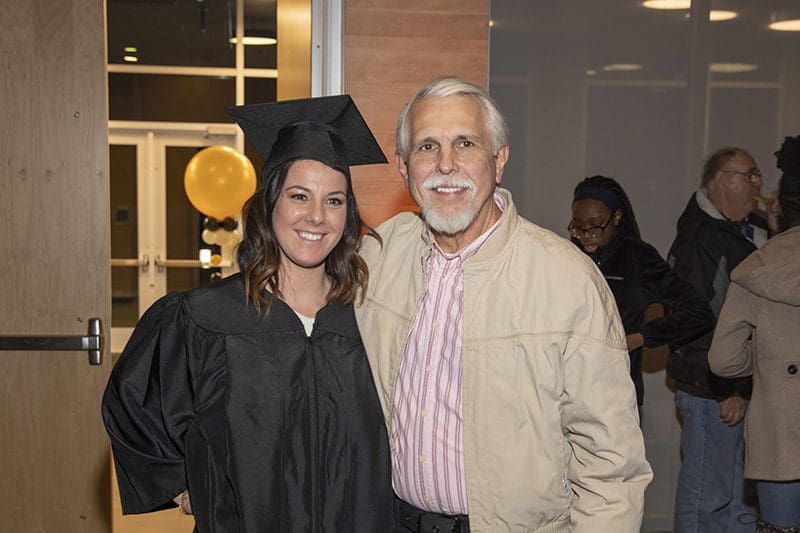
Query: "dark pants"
393 495 470 533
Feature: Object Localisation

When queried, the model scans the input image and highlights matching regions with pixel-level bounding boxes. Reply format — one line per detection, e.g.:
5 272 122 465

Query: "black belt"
394 495 470 533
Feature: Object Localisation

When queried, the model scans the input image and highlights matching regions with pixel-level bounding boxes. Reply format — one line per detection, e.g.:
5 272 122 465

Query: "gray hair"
395 76 509 160
701 147 748 187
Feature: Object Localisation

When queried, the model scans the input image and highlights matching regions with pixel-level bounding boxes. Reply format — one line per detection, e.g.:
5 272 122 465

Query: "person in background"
568 175 714 406
709 135 800 533
668 146 781 532
356 76 652 533
102 95 393 531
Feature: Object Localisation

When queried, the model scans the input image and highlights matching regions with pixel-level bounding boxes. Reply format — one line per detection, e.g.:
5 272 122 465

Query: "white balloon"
202 229 219 245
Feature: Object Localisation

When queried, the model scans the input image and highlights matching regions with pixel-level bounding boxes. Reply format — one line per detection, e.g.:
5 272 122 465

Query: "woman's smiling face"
272 159 348 274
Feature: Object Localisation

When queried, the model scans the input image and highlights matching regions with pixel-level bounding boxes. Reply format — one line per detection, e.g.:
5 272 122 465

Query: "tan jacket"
356 189 652 532
709 224 800 480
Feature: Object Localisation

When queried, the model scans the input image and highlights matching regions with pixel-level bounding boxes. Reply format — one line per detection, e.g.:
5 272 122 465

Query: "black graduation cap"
226 95 387 183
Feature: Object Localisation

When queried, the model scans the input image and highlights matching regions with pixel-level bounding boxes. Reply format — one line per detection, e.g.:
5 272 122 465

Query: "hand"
763 195 783 234
174 490 192 515
718 395 745 426
626 333 644 352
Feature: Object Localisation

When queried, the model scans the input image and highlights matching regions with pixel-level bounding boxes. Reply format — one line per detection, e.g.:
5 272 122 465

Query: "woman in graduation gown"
567 175 714 405
102 95 393 532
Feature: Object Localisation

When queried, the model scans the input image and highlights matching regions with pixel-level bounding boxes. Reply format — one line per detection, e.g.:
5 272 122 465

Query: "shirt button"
426 365 433 373
788 364 798 376
421 409 428 417
419 454 426 462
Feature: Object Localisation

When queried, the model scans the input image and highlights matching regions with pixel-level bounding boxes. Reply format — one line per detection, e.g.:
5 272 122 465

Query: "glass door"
109 124 239 352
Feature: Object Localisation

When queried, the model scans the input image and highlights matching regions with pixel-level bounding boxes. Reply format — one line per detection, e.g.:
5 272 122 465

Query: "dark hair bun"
776 135 800 177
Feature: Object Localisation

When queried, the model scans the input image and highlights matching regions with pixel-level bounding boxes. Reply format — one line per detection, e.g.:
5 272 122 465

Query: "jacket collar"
694 188 767 246
689 189 747 237
589 230 627 268
695 187 727 221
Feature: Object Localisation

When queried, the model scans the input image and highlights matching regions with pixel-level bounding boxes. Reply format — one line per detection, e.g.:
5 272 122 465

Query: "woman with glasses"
568 175 714 405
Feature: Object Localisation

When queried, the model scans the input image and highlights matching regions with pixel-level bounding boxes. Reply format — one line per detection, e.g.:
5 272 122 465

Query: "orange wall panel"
345 2 490 226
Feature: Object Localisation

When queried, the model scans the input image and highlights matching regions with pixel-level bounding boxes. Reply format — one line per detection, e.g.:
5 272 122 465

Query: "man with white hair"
356 77 652 532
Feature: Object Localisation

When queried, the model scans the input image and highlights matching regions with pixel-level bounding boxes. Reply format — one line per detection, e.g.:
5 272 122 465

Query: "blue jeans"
757 480 800 526
674 390 758 533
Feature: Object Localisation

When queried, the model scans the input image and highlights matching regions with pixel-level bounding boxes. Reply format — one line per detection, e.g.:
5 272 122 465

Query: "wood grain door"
0 1 112 531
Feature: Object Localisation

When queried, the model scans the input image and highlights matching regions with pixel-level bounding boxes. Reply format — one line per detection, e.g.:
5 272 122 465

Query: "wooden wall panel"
344 1 490 228
0 0 112 530
277 0 312 100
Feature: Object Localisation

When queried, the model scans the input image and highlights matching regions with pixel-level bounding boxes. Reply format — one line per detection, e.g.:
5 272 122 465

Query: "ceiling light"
602 63 643 72
769 19 800 31
586 69 597 77
642 0 689 10
680 10 739 21
768 9 800 31
646 2 738 22
710 62 758 73
228 36 277 46
710 10 738 22
123 46 138 53
123 55 138 63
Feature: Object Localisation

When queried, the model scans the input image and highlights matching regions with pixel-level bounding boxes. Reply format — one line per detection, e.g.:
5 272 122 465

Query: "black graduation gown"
102 274 392 532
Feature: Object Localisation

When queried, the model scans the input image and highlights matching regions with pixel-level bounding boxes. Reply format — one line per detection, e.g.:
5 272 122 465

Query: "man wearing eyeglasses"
668 147 781 532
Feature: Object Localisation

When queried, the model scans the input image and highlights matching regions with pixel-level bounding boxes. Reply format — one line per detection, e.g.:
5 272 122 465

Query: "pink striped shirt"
391 193 506 514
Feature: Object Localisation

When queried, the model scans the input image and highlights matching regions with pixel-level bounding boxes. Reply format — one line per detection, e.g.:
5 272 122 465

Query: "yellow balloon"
184 146 257 219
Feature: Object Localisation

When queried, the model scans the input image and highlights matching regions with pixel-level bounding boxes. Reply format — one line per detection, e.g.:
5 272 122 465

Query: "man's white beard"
417 175 477 236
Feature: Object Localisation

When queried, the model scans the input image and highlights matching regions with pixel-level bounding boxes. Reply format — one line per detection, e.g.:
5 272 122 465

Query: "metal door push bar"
0 318 103 365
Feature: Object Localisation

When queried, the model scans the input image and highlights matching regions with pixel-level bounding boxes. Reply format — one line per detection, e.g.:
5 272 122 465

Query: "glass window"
244 0 278 69
708 88 780 185
586 85 689 232
490 1 690 251
708 4 792 190
585 3 689 83
110 145 139 328
709 11 781 83
245 76 277 104
242 77 278 172
165 147 220 293
109 73 235 122
490 0 800 252
490 3 800 531
107 0 236 67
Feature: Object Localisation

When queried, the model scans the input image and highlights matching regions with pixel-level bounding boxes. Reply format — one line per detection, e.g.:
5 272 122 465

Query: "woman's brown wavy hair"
236 159 380 316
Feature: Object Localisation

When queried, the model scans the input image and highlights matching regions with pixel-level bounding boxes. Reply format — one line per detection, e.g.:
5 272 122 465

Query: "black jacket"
589 234 714 405
102 274 393 532
666 191 766 400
